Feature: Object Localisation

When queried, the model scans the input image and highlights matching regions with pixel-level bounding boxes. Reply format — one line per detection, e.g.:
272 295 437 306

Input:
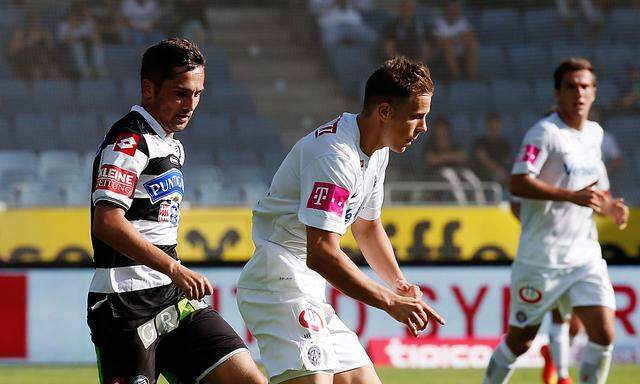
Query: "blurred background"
0 0 639 377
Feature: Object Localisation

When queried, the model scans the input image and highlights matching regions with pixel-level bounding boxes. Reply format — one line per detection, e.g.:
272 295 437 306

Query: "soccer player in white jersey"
237 57 445 384
483 58 629 384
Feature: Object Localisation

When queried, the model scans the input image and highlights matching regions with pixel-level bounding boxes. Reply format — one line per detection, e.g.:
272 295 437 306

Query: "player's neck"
356 113 382 156
141 101 173 137
556 108 587 131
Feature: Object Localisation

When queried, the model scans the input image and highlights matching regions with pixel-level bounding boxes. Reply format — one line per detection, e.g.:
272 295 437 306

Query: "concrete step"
230 59 323 81
206 8 283 27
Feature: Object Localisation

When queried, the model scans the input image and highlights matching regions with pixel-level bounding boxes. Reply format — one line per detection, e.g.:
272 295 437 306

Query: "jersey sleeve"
512 126 550 176
358 152 388 221
92 131 149 210
298 155 357 235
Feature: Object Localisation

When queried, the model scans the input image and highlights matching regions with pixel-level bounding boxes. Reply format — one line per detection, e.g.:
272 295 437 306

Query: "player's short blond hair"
363 57 434 111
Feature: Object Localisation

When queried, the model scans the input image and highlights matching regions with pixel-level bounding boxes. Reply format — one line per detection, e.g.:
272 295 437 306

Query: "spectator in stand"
471 113 512 186
314 0 377 47
121 0 164 45
433 1 478 80
613 63 640 112
90 0 127 44
555 0 603 32
57 2 107 79
382 0 431 63
173 0 209 43
423 116 485 203
7 10 56 80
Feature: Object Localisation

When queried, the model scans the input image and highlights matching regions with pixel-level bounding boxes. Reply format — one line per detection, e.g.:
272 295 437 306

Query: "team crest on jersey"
113 133 140 157
306 182 349 216
158 201 180 225
144 169 184 203
130 375 150 384
307 345 322 366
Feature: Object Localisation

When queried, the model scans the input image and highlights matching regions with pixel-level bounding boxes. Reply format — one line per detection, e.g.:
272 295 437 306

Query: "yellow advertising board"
0 207 637 263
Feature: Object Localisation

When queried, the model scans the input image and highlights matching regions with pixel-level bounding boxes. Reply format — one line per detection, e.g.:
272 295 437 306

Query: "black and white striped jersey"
89 105 186 318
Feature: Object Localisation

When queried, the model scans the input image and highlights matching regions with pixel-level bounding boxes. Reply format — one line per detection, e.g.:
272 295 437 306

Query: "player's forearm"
93 208 179 276
510 174 573 202
353 219 404 287
307 247 393 311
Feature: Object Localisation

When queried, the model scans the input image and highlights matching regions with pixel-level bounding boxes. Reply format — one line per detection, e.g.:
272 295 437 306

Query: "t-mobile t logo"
306 182 349 216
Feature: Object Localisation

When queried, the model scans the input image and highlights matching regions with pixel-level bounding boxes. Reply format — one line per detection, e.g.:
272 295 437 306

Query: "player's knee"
505 328 537 356
590 327 615 346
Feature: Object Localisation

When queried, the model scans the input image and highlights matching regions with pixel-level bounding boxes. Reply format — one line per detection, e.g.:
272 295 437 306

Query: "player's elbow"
306 246 338 275
509 175 526 197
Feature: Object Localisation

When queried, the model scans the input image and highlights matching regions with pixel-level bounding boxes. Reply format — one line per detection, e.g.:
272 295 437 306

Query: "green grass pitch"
0 365 639 383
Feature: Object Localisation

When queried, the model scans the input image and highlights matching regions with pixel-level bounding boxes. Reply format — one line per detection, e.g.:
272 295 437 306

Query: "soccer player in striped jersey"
87 38 266 384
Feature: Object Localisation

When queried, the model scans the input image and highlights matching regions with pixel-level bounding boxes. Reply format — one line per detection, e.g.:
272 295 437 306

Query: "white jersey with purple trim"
512 112 609 268
237 113 389 297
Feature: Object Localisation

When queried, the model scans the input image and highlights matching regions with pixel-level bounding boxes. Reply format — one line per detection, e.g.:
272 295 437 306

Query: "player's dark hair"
363 57 434 111
140 38 205 88
553 57 596 90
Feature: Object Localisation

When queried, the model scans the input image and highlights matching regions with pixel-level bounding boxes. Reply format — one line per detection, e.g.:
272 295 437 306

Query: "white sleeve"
596 161 610 192
358 153 388 221
92 132 148 210
512 126 551 176
298 155 357 235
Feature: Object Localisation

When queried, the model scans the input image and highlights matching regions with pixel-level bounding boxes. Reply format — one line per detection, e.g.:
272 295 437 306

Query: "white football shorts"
509 258 616 328
236 288 372 383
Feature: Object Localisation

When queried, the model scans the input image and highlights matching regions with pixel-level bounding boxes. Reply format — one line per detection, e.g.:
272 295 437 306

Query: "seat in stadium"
595 80 619 108
522 8 564 43
449 114 476 149
59 114 103 152
14 113 59 150
241 181 269 206
63 183 91 206
181 113 233 152
489 80 533 112
605 115 638 150
0 116 11 149
77 80 123 113
446 81 490 113
593 44 635 80
199 83 255 114
507 44 555 81
478 44 508 80
16 181 65 207
361 8 393 33
103 44 144 79
120 79 140 107
0 150 37 186
31 80 76 114
0 79 31 113
607 8 640 40
38 150 82 182
235 115 283 153
550 43 594 65
478 8 520 44
532 81 555 112
328 45 377 98
199 44 233 83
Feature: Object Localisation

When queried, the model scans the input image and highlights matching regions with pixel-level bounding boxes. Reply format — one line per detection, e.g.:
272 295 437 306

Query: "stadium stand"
0 1 639 207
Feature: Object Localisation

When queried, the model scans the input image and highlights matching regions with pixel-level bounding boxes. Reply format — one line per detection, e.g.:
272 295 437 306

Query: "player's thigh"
157 307 249 383
573 305 615 345
509 263 566 329
88 304 157 382
200 350 266 384
333 365 381 384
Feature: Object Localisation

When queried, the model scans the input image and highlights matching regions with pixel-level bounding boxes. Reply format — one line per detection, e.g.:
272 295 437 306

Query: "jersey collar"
130 105 169 139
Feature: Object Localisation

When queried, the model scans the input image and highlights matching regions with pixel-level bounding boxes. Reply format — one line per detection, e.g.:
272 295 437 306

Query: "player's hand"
169 263 214 300
394 279 423 299
607 198 629 230
385 294 445 337
569 182 605 212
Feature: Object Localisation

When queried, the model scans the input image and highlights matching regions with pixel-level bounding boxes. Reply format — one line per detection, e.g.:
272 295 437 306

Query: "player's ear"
377 102 393 122
141 79 156 101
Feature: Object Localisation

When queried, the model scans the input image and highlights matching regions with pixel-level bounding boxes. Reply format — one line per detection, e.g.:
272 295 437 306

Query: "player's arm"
351 217 422 298
306 226 444 336
510 174 604 210
93 203 213 300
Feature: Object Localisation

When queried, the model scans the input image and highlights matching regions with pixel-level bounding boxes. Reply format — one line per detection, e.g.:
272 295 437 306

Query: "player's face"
143 65 205 134
387 93 431 153
555 69 596 120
